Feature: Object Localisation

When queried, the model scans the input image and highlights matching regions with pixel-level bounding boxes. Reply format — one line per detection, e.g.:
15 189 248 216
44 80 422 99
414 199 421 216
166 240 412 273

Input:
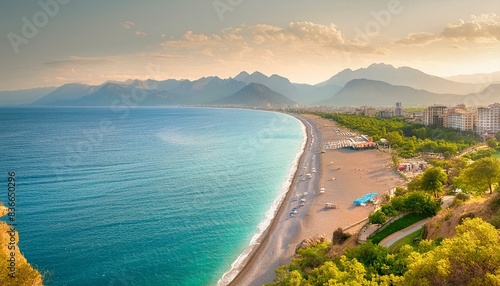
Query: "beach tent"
353 193 377 205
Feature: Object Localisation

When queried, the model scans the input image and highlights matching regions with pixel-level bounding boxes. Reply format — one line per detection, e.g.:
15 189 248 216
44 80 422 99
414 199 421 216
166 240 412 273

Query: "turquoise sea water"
0 107 305 286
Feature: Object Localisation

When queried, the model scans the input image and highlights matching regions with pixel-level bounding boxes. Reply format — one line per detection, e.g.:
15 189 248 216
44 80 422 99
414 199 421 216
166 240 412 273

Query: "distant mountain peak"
234 71 250 81
367 63 395 69
249 71 267 77
216 82 296 107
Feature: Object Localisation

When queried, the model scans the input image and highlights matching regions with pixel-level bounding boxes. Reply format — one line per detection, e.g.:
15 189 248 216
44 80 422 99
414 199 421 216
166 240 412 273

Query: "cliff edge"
0 204 43 286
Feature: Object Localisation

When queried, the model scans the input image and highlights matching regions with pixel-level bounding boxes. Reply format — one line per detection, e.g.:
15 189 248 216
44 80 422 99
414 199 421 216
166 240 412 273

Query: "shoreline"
217 112 309 285
225 113 406 286
226 113 320 286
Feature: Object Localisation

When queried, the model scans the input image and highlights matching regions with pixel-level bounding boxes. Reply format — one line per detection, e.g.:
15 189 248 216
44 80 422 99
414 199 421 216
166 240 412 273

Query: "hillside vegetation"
267 113 500 285
269 217 500 285
0 204 43 286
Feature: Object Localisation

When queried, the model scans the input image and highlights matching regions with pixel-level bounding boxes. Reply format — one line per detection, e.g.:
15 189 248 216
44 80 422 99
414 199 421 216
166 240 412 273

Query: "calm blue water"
0 107 305 286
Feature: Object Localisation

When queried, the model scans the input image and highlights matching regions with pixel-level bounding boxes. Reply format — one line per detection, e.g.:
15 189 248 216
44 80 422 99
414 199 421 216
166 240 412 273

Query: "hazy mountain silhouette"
0 87 57 106
10 63 500 107
32 84 96 106
217 83 296 107
319 79 463 106
318 63 480 95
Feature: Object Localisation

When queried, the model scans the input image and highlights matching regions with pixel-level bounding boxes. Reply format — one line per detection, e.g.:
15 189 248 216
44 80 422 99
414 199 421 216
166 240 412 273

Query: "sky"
1 0 500 91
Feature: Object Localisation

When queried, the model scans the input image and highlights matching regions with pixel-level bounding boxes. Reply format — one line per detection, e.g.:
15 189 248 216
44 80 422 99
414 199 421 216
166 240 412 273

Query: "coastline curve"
217 112 309 286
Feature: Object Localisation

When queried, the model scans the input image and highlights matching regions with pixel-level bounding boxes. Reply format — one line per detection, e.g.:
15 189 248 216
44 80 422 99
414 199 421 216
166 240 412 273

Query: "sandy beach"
228 114 405 286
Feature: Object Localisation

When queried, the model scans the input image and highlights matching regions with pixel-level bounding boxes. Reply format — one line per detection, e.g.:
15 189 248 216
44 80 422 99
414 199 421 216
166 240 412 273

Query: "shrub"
453 193 470 205
381 204 398 217
369 210 387 225
459 213 475 223
489 215 500 229
394 186 407 197
489 195 500 211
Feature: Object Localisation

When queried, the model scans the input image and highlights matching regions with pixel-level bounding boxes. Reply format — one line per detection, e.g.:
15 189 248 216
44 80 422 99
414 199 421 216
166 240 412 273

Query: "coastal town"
231 104 500 285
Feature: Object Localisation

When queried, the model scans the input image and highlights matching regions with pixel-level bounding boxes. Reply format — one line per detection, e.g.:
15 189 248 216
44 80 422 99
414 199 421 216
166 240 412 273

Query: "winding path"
378 195 455 247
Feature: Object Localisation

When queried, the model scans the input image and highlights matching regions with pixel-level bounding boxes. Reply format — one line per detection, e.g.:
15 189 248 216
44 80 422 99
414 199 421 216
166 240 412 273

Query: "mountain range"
2 63 500 108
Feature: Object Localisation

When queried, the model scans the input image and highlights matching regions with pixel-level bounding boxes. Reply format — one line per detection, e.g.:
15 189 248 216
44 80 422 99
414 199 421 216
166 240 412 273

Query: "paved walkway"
378 219 429 247
378 195 455 247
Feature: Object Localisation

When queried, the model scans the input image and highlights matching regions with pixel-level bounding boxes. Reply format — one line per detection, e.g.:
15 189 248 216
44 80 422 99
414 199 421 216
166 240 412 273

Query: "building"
377 110 393 118
364 107 377 117
395 102 402 117
446 108 474 132
355 107 377 117
423 106 447 126
476 103 500 134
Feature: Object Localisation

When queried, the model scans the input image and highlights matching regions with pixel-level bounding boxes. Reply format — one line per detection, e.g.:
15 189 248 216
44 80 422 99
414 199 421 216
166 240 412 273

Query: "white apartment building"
446 109 474 131
476 103 500 134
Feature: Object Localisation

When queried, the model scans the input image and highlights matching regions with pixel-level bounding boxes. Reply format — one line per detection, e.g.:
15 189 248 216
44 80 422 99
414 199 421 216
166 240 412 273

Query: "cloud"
394 32 438 46
121 21 136 29
396 13 500 46
160 21 383 60
135 31 147 37
43 56 114 66
441 13 500 42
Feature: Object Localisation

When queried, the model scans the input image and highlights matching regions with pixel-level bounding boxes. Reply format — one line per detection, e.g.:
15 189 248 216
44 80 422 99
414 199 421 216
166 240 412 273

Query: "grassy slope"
387 228 423 253
369 213 429 244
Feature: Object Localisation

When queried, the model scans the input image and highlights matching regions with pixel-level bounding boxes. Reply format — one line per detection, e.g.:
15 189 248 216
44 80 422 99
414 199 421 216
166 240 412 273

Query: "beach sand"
228 114 405 286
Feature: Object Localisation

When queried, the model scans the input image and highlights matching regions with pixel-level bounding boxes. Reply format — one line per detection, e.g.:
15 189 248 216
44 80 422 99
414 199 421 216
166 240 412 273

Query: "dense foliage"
463 147 496 160
368 190 440 225
269 218 500 286
458 157 500 194
314 113 478 158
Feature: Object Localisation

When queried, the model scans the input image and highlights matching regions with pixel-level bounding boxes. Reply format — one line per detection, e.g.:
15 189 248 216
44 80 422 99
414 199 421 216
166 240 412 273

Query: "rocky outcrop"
0 204 43 286
295 234 328 252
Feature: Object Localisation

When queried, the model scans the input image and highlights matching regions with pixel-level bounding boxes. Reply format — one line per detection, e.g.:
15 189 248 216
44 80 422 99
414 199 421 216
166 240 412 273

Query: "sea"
0 107 306 286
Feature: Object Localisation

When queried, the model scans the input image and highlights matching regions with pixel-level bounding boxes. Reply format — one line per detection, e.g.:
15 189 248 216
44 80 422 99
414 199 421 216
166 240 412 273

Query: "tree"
495 132 500 142
391 191 440 216
344 241 389 277
412 127 427 139
447 157 468 185
408 167 447 197
380 204 398 217
404 192 440 216
309 258 368 285
420 167 447 198
407 175 423 192
462 157 500 194
487 137 498 148
369 210 387 225
404 218 500 285
290 242 330 273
